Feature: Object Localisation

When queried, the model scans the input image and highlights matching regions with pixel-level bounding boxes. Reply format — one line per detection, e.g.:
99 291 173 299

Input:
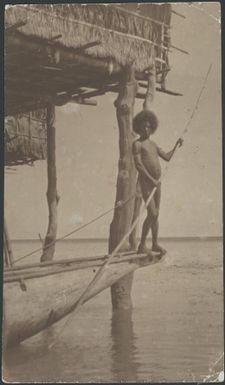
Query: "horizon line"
11 236 223 242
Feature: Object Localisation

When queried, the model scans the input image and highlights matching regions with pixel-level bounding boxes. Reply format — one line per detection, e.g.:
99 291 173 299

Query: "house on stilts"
4 3 187 347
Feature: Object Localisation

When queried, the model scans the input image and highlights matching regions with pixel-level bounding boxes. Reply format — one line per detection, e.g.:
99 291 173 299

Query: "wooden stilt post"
109 64 138 311
129 62 156 250
41 102 59 262
4 219 14 266
4 233 9 267
143 63 156 111
111 309 138 381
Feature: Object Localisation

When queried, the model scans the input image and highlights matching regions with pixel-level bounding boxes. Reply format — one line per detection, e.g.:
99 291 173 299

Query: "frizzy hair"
133 110 158 135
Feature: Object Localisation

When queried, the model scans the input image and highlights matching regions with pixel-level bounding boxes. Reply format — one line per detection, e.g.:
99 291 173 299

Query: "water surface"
3 239 224 382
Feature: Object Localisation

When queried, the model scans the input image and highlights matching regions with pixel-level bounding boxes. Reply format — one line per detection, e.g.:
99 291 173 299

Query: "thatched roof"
5 3 172 71
5 4 176 165
5 3 175 116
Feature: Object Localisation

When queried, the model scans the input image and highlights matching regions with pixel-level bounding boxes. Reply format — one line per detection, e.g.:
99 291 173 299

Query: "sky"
5 2 222 240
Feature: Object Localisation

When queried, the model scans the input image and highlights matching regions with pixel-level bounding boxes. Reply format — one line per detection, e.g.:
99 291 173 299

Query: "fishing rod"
48 63 212 349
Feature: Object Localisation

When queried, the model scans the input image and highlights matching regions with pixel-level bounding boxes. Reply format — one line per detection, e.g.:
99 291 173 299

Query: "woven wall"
5 109 47 166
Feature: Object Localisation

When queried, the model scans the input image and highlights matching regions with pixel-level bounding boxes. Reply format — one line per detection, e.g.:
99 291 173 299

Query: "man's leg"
129 180 142 250
151 187 160 250
151 186 166 254
138 215 152 252
151 215 159 249
138 198 155 253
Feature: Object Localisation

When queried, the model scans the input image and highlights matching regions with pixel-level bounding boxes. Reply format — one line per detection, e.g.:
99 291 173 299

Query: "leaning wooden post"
143 63 156 110
41 102 59 262
4 236 9 267
109 64 138 311
4 219 14 266
129 62 156 250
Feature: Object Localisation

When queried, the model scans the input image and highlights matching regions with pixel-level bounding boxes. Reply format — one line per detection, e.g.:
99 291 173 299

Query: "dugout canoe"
3 250 164 347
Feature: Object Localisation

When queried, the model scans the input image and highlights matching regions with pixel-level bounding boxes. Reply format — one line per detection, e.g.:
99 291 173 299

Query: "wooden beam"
5 20 27 33
156 67 171 75
6 91 98 115
154 57 167 64
6 33 122 76
5 76 111 111
5 66 115 94
156 88 183 96
7 84 93 103
136 87 183 97
78 89 105 99
72 98 97 106
70 88 87 96
4 251 137 272
6 76 87 98
172 9 186 19
47 34 62 43
55 94 97 106
6 56 115 84
6 77 76 97
135 71 162 82
5 62 93 82
170 44 189 55
102 83 182 98
73 41 101 52
157 42 189 55
6 73 111 96
39 65 62 71
5 83 182 116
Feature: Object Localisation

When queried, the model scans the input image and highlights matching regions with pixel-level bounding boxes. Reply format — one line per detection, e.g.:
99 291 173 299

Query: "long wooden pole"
41 102 59 262
109 64 138 310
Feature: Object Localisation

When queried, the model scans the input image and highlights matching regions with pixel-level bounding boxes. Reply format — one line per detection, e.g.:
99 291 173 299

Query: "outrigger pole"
48 63 212 349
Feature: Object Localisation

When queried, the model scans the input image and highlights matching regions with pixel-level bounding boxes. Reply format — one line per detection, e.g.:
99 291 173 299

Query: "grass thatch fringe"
5 109 47 166
5 4 170 71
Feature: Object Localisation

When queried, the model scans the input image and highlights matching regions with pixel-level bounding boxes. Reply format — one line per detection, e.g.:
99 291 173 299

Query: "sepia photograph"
3 2 223 383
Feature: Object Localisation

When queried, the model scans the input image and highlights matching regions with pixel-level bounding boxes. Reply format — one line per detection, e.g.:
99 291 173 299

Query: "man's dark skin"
132 120 183 254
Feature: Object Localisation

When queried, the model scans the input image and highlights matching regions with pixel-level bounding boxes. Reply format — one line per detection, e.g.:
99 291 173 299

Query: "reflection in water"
111 309 140 382
3 327 62 382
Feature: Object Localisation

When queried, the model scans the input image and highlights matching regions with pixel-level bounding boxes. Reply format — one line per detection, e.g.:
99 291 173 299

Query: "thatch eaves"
5 4 171 72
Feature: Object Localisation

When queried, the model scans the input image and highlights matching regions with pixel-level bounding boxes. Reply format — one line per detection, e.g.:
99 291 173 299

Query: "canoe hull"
3 253 163 346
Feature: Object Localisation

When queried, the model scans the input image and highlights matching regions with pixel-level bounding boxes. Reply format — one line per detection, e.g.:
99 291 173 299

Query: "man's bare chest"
140 141 157 156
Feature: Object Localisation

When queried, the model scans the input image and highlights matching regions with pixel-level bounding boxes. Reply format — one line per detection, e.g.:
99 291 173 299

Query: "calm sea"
3 239 224 383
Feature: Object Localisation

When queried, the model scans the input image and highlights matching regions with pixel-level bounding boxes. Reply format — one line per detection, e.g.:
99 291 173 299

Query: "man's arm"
132 141 159 186
157 138 183 162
